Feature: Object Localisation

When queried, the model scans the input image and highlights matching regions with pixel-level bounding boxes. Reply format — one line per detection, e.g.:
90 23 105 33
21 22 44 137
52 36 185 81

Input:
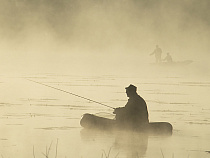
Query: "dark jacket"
114 94 149 127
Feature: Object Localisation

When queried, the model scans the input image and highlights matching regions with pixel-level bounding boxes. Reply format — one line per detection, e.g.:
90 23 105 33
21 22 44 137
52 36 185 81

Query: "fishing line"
25 78 115 109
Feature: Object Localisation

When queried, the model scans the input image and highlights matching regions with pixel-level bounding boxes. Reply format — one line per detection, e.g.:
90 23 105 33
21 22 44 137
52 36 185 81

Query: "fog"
0 0 210 74
1 1 210 157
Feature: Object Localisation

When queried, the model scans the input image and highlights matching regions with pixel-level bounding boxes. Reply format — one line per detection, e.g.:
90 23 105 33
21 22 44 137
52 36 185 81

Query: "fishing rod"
26 79 115 110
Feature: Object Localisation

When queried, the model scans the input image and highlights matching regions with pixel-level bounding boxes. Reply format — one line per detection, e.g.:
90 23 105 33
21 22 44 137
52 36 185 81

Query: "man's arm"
113 107 125 114
150 51 154 55
150 49 156 56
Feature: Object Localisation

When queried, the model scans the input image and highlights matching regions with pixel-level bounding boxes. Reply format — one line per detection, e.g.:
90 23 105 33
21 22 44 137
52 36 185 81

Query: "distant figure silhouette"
163 53 173 63
113 84 149 129
150 45 162 63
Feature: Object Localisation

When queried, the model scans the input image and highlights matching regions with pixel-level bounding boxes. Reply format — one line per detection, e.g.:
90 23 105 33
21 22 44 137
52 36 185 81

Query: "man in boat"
163 53 173 63
150 45 162 63
113 84 149 129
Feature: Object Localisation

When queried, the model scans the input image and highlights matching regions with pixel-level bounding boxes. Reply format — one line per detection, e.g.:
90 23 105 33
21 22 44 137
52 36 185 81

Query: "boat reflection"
114 131 148 158
80 129 148 158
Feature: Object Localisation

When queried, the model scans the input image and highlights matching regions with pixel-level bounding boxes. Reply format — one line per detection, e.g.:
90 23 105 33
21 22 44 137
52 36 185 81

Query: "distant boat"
151 60 193 66
80 113 173 135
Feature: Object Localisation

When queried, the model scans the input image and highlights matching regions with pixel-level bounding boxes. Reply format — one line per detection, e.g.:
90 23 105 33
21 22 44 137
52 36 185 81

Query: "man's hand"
113 108 117 114
113 107 121 114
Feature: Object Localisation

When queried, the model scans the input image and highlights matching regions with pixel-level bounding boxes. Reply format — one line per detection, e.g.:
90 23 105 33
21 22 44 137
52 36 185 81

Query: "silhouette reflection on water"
80 129 148 158
114 131 148 158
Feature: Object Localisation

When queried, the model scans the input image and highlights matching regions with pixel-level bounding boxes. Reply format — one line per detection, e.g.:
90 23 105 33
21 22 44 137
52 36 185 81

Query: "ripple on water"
36 126 80 130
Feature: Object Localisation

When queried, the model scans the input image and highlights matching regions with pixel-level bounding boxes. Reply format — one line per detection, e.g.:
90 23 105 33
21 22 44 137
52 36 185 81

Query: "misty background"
0 0 210 74
1 1 210 157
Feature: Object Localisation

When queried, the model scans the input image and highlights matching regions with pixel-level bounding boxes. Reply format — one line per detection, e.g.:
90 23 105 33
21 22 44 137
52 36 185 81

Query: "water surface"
0 65 210 158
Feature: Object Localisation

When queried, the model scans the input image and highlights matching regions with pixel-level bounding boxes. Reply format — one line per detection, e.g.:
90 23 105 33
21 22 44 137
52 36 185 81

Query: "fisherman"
150 45 162 63
163 53 173 63
113 84 149 129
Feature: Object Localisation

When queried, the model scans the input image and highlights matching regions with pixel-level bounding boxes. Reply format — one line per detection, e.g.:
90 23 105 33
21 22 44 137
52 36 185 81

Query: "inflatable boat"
80 113 173 135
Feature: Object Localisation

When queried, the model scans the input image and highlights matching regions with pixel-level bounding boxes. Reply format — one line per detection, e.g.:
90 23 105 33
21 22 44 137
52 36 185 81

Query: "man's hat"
125 84 137 91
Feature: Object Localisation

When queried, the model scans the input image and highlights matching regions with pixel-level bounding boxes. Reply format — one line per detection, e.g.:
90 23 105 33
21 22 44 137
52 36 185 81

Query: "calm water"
1 63 210 158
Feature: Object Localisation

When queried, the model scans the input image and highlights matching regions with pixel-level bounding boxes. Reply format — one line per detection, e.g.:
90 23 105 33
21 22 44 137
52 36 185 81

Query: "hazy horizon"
1 1 210 157
0 0 210 76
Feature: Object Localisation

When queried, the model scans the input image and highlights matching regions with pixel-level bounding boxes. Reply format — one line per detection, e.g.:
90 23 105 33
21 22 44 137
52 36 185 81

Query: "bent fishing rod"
25 78 115 110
